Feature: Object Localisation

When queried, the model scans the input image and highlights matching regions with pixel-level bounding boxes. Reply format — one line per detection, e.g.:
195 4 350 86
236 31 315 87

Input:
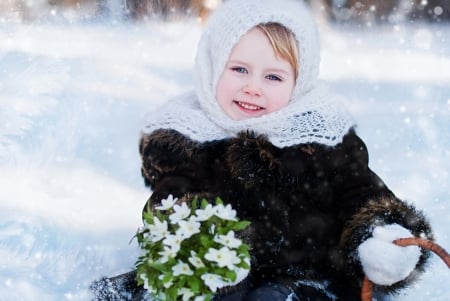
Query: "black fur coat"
139 128 433 300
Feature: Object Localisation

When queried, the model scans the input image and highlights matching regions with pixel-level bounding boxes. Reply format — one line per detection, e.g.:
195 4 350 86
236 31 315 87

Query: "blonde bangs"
257 23 299 80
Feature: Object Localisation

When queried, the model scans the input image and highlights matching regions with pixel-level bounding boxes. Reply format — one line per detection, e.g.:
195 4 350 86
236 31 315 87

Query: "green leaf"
146 262 168 273
187 276 201 293
161 273 172 283
135 274 144 286
134 231 144 244
199 234 213 248
225 269 237 282
233 220 251 231
155 210 166 221
204 293 213 301
237 244 251 257
166 285 178 301
238 260 251 270
201 198 209 209
142 210 154 223
214 197 224 205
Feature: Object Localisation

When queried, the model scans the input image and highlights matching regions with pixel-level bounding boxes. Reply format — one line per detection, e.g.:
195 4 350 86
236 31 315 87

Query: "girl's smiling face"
215 27 296 120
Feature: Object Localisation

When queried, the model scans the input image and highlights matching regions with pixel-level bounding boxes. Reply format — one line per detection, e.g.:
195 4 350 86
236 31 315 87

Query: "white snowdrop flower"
214 231 242 248
195 203 215 221
176 216 201 239
243 256 251 265
178 288 195 301
188 251 205 268
154 194 178 210
204 246 241 270
230 266 250 285
157 292 167 300
169 202 191 224
200 273 225 292
146 216 168 242
194 296 206 301
172 260 194 276
214 204 237 221
163 281 173 289
162 234 183 253
158 274 173 289
158 246 178 263
210 224 216 235
140 273 154 292
140 273 148 282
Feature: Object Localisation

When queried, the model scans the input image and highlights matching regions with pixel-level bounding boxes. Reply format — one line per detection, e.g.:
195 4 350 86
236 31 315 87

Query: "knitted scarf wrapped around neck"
143 0 355 148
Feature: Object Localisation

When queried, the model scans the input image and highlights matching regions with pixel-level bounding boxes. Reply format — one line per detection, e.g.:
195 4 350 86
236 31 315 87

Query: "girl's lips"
234 100 264 113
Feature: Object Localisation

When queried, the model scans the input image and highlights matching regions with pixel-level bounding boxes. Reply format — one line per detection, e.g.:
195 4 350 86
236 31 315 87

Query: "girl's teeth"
238 101 260 110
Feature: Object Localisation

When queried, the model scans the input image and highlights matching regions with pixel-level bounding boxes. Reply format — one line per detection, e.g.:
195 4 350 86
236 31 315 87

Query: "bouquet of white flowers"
135 195 251 301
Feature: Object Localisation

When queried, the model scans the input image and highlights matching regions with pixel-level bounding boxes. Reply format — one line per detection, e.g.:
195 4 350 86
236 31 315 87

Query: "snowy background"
0 5 449 301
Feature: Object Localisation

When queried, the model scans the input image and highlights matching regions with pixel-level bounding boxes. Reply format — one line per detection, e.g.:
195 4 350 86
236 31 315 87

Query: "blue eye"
231 67 247 73
266 74 282 81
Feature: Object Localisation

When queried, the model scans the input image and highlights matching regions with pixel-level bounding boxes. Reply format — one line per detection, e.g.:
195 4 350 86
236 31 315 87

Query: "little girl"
92 0 433 300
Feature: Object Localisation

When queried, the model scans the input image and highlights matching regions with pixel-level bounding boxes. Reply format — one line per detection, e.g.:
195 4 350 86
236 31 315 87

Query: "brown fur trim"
139 129 201 186
341 196 433 294
140 129 200 158
342 197 433 245
300 145 315 155
225 131 281 190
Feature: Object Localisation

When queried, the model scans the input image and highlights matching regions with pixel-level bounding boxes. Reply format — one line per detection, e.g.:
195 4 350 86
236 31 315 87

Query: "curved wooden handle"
361 238 450 301
393 237 450 268
361 276 373 301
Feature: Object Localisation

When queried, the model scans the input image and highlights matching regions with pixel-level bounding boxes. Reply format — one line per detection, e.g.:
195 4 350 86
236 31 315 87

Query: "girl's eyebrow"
227 60 291 75
266 68 291 76
227 59 248 66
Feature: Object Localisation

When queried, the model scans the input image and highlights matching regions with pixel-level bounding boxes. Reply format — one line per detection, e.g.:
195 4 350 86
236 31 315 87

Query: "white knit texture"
143 85 354 148
143 0 355 147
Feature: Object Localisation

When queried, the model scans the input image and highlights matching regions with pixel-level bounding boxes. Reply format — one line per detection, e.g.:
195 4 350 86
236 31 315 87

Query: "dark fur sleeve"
225 130 282 190
341 197 433 295
334 131 433 293
139 129 204 210
139 129 200 187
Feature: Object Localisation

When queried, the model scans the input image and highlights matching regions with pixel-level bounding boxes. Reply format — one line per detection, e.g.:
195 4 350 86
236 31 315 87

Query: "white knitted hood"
195 0 320 116
143 0 355 147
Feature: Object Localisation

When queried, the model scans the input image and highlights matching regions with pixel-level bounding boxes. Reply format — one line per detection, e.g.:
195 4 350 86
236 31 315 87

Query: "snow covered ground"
0 13 449 301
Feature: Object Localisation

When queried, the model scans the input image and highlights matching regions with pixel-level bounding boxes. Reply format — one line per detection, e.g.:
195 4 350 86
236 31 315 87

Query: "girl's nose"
242 78 262 96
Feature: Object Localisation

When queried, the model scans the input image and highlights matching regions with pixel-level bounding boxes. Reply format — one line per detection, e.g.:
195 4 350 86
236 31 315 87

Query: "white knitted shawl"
143 0 355 148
